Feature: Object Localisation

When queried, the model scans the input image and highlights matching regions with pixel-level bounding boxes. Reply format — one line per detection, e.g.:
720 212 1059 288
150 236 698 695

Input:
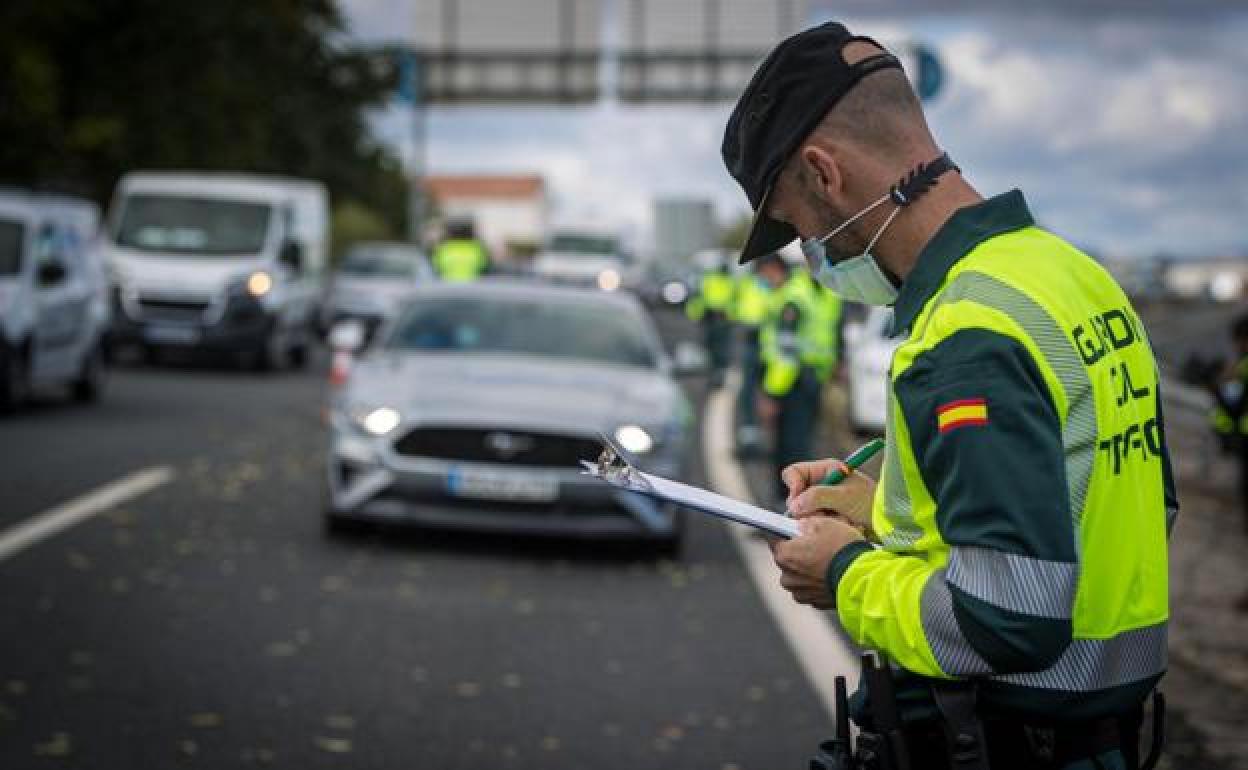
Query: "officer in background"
756 251 836 504
1205 313 1248 611
731 260 773 455
685 255 736 388
722 22 1176 769
432 217 490 282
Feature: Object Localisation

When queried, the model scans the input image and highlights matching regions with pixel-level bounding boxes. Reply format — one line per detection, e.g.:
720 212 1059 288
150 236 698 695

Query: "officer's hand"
783 460 876 533
772 517 865 609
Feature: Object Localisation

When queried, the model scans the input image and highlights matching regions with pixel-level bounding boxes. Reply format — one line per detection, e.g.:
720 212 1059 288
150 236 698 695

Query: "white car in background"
319 241 434 341
0 191 110 410
845 306 901 436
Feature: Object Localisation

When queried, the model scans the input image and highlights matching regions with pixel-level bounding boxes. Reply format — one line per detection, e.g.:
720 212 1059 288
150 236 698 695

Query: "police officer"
432 218 490 282
1205 313 1248 611
686 256 736 388
732 260 773 454
721 22 1177 769
757 252 836 503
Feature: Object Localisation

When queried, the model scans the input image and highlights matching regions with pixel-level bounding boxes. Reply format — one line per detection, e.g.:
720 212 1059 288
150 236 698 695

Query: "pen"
819 437 886 486
785 437 886 517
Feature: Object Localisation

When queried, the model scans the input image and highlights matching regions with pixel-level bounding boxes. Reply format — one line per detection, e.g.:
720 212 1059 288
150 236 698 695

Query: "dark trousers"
773 368 821 500
1238 444 1248 534
703 312 733 379
736 328 762 430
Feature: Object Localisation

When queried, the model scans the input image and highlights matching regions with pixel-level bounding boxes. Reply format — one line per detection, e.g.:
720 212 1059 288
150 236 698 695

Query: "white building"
425 175 548 261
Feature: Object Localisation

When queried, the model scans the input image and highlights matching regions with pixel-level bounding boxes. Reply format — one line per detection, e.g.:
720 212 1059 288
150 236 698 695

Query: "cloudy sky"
342 1 1248 258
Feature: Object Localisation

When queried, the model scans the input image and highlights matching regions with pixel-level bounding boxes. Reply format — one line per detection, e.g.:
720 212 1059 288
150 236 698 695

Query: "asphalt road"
0 310 834 769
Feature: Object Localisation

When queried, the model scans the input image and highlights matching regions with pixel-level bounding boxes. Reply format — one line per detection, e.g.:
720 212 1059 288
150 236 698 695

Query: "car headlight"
615 424 653 454
246 270 273 298
597 269 621 292
350 405 402 436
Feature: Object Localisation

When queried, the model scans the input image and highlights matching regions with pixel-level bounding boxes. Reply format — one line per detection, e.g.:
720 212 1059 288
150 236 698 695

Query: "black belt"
902 714 1137 769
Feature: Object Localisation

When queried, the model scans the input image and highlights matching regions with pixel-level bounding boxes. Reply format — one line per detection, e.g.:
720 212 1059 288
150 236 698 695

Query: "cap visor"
738 188 797 264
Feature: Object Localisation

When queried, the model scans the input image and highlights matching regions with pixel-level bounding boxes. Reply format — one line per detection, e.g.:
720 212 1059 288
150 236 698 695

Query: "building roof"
425 175 544 201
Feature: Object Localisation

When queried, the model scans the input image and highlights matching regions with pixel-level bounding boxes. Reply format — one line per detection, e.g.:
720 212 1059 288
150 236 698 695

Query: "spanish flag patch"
937 398 988 433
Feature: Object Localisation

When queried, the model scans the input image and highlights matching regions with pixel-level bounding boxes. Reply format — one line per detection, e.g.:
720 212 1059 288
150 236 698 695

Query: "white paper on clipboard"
581 457 800 540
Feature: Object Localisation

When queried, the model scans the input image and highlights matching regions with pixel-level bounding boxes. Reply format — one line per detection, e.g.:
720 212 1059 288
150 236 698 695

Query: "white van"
0 191 110 410
103 172 328 369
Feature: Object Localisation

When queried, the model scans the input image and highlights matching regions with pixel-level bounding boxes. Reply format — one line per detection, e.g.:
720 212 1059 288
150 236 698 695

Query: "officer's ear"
798 143 846 206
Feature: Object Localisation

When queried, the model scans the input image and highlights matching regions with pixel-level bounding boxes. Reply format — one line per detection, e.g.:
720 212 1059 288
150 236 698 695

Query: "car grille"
393 427 600 468
136 296 210 324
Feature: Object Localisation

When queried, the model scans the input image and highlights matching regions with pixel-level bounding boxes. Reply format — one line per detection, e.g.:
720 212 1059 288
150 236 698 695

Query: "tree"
0 0 406 232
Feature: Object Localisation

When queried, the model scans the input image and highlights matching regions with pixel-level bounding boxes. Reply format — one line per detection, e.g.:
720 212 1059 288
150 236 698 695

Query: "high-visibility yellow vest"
759 272 836 396
732 274 771 327
686 269 735 321
828 191 1175 721
433 238 488 282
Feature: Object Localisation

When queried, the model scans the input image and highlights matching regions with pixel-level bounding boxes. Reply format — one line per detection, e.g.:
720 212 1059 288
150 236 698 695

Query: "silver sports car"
325 281 693 552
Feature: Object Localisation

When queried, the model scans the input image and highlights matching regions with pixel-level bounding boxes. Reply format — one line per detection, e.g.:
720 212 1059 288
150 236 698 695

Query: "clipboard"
581 434 800 539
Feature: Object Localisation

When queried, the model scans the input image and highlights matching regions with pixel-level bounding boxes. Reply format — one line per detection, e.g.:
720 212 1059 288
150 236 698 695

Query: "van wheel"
251 329 288 372
0 344 29 413
72 343 106 403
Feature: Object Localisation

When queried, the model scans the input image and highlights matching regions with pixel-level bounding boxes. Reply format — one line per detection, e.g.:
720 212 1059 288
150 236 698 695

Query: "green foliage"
0 0 406 233
330 200 392 267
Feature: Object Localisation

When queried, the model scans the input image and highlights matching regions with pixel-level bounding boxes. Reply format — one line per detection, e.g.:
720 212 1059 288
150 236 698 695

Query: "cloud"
349 1 1248 257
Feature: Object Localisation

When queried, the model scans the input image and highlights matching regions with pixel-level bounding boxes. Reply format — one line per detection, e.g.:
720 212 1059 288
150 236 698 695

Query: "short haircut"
813 67 933 155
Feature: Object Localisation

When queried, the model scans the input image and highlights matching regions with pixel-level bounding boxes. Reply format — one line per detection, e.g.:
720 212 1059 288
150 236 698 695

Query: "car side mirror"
280 239 304 273
37 259 68 287
329 319 366 353
672 341 709 376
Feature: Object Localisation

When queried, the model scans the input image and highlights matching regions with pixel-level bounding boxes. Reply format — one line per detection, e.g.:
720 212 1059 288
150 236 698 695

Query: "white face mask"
799 192 902 306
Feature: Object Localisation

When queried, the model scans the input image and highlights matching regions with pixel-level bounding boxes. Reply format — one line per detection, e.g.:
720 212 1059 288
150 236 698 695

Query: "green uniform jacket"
826 191 1178 720
760 272 841 396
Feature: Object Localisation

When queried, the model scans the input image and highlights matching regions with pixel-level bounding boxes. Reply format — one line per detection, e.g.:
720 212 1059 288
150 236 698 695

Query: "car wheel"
72 342 106 403
0 344 29 413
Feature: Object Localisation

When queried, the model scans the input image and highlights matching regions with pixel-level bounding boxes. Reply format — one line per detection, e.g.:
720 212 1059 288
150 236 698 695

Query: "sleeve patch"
937 397 988 433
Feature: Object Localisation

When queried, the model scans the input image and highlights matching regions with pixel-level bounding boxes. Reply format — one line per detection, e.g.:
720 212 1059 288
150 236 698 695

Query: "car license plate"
446 466 559 502
144 325 200 345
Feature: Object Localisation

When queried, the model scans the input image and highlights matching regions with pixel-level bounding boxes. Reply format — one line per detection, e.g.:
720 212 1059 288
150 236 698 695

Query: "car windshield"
547 233 619 257
113 194 272 255
340 246 425 278
387 295 658 369
0 219 23 276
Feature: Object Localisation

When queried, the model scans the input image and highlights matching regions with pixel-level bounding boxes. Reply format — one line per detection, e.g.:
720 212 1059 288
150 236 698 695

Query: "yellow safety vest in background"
433 238 488 282
686 270 736 321
732 274 771 328
759 271 836 396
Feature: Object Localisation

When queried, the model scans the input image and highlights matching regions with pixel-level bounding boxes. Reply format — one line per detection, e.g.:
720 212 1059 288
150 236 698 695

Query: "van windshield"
114 194 272 255
0 220 23 275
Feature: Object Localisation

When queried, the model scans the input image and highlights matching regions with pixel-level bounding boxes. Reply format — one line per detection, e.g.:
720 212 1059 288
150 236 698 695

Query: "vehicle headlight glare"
247 270 273 297
361 406 402 436
597 269 621 292
661 281 688 304
614 424 653 454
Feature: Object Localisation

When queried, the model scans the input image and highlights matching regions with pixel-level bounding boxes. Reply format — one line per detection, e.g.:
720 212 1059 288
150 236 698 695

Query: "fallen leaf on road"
540 736 561 751
455 682 482 697
265 642 298 658
6 680 28 696
34 732 72 757
501 673 522 689
188 713 223 728
324 714 355 730
313 736 352 753
66 551 92 571
179 738 198 756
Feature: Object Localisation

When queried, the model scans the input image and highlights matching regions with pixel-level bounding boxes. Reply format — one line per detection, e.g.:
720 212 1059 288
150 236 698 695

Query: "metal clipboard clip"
580 432 655 493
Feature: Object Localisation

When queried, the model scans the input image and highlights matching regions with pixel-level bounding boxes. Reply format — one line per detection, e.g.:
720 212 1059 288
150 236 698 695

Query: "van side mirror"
280 239 304 273
37 259 68 287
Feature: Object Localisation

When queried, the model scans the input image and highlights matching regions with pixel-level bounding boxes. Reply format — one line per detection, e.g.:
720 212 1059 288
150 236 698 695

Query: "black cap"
722 22 902 264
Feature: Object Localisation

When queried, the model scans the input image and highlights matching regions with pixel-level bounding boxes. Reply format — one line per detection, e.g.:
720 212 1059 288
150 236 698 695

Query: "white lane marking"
0 466 174 562
703 372 858 719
